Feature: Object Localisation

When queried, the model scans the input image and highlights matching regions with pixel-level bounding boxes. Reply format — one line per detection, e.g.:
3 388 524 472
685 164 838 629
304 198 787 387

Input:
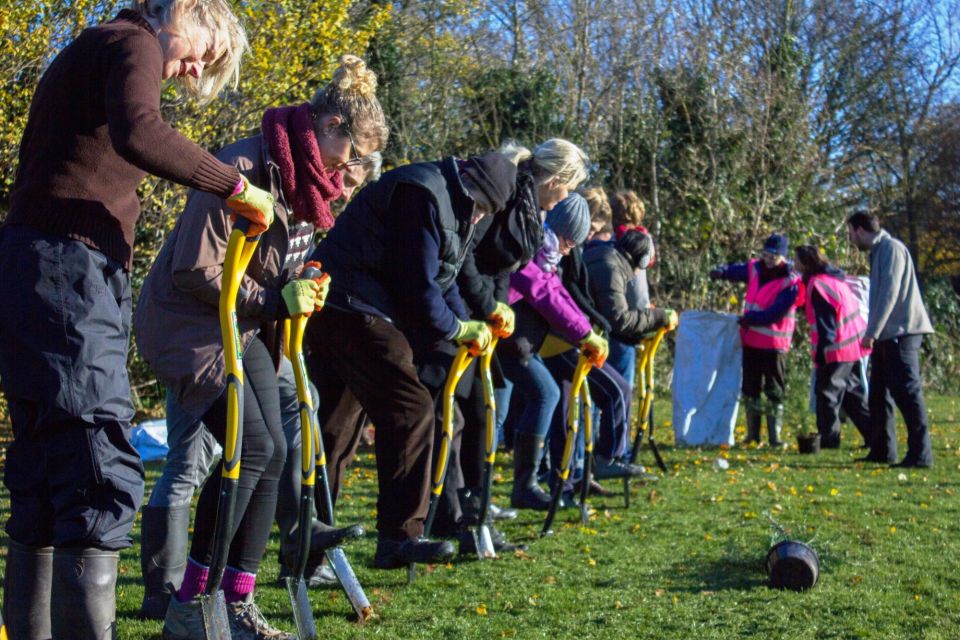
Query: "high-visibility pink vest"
804 272 868 365
740 259 801 352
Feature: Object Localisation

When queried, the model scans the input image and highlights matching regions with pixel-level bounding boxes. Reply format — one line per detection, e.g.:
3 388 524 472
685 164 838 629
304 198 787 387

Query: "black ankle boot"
139 504 191 620
372 537 455 569
4 540 53 639
51 547 118 640
280 519 364 571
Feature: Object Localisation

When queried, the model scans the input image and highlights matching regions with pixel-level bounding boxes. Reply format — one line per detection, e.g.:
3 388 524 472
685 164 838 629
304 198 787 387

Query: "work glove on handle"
665 309 679 330
454 319 493 356
281 278 320 317
226 176 275 236
300 261 331 312
579 330 608 368
487 301 516 338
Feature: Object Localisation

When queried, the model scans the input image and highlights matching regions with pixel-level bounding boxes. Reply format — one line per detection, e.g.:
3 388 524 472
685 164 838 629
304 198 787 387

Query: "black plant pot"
797 433 821 454
767 540 820 590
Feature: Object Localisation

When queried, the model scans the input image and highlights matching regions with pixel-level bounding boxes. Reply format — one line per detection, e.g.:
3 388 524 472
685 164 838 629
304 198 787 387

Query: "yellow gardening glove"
487 301 516 338
665 309 679 330
578 329 608 368
300 261 330 312
281 278 320 317
226 176 275 236
453 319 493 355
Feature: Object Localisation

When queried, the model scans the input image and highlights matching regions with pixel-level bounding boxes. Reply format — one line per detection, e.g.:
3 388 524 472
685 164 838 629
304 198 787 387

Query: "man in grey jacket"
847 211 934 467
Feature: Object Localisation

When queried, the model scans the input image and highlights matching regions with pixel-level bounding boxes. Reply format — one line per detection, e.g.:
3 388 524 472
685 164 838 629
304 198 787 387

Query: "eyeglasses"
336 122 378 171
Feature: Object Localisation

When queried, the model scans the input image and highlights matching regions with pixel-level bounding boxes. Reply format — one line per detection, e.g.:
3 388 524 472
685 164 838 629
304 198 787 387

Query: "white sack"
672 311 742 446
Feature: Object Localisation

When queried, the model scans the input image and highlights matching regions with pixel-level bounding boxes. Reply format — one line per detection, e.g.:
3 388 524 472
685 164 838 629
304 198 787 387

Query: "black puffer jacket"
558 246 612 335
584 242 667 345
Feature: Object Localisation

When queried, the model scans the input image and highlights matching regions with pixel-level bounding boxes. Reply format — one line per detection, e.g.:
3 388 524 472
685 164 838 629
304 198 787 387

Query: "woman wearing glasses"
134 55 387 639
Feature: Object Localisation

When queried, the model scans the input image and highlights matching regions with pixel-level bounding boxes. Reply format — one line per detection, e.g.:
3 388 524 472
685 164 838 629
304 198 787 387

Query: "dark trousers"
0 226 144 549
305 308 434 541
868 335 932 465
814 360 871 448
741 347 787 405
190 337 286 573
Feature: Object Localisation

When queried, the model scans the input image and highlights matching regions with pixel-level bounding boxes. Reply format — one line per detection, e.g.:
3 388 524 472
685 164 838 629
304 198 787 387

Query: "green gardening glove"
578 329 609 367
487 301 515 338
453 319 493 355
281 278 320 317
226 176 275 236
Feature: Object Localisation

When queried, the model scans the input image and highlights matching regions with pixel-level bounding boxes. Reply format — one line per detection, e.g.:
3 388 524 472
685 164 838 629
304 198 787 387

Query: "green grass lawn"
3 395 960 639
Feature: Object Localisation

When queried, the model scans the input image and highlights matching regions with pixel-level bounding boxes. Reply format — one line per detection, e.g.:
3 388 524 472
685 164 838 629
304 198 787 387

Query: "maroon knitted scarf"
261 103 342 231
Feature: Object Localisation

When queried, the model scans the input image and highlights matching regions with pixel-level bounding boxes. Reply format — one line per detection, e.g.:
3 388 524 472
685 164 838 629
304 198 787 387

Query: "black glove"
709 268 724 281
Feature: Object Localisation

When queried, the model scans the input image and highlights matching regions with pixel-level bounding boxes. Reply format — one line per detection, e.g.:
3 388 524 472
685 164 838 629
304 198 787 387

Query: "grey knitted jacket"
866 230 934 341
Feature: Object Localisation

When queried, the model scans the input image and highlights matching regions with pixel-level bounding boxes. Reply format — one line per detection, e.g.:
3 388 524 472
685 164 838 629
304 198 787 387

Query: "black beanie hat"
616 228 653 269
462 152 517 214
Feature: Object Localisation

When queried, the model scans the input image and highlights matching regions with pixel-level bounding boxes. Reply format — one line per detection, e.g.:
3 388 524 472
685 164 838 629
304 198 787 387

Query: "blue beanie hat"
545 193 590 245
763 233 789 257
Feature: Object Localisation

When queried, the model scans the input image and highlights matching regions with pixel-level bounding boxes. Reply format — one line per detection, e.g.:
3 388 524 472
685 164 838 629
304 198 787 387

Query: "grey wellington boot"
139 504 192 620
3 540 53 639
767 403 785 447
51 547 119 640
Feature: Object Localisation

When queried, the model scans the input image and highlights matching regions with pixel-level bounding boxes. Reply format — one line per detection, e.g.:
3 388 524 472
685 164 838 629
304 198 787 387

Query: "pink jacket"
509 260 592 345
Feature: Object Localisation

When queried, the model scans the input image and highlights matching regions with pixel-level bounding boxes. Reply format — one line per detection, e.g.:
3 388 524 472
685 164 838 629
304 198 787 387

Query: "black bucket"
797 433 821 455
766 540 820 590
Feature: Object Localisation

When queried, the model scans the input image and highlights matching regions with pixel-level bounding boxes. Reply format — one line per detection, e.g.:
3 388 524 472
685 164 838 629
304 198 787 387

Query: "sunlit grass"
2 396 958 639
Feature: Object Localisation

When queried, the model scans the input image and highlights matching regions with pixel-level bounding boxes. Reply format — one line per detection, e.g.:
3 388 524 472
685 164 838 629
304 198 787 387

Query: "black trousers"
741 347 787 406
191 336 286 573
0 226 144 550
306 308 435 541
868 335 932 465
814 360 871 447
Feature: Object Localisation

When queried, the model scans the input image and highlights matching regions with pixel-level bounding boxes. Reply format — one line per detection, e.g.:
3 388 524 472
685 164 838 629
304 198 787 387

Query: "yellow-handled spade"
288 263 372 623
200 216 261 640
409 343 477 583
541 352 594 536
472 336 500 560
282 307 320 639
624 325 673 508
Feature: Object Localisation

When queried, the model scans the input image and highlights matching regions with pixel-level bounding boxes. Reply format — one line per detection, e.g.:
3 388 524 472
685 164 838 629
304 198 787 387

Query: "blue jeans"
608 339 637 390
493 379 514 448
499 354 561 440
146 393 218 508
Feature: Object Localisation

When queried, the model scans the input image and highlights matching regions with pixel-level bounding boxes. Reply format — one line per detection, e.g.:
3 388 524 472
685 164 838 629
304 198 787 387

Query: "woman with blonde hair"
134 55 387 638
0 1 263 636
580 186 613 241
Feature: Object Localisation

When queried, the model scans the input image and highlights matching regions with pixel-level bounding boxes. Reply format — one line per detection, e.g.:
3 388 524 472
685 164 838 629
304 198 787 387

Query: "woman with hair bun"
0 1 262 636
134 55 387 639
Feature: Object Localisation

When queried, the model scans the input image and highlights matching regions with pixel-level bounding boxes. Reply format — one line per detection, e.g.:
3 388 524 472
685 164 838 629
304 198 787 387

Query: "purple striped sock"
221 565 257 603
176 558 209 602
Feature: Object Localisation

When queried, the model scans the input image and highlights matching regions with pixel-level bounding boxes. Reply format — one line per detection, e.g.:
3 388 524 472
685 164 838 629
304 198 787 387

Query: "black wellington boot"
3 540 53 640
51 547 119 640
139 504 191 620
741 397 762 446
510 433 552 511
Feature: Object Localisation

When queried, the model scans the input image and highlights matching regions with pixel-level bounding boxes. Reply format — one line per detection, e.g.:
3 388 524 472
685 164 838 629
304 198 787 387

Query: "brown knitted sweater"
5 10 240 269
